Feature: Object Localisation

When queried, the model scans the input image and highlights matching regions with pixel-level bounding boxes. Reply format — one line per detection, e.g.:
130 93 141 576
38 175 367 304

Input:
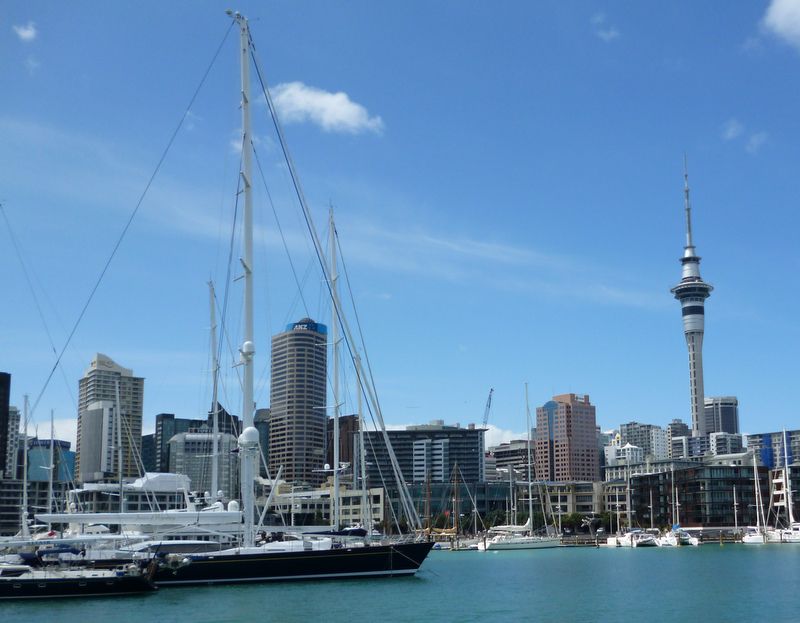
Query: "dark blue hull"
153 541 434 585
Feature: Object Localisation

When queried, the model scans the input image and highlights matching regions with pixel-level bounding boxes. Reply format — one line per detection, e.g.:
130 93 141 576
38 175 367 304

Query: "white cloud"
591 13 620 43
13 21 37 42
271 82 384 134
762 0 800 52
722 118 744 140
484 425 528 448
746 131 768 153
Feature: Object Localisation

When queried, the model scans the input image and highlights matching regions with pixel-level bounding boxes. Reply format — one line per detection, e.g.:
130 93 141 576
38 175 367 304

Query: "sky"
2 1 800 451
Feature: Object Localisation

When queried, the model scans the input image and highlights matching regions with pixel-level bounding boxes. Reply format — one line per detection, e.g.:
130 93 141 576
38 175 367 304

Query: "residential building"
76 354 144 482
487 439 533 476
268 318 327 486
746 429 800 469
666 418 691 458
535 394 599 482
619 421 668 461
709 432 744 455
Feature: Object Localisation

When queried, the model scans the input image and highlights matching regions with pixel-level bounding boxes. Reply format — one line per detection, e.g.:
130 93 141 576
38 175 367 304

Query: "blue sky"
2 2 799 449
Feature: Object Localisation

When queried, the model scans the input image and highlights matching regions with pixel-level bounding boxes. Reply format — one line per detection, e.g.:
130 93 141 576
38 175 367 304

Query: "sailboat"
21 11 433 584
478 385 560 551
742 451 767 544
764 431 800 544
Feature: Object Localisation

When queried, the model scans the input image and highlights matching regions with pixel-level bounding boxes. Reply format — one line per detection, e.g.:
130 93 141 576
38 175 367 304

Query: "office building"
670 169 713 437
535 394 599 482
168 431 239 497
327 414 358 472
704 396 739 434
76 354 144 482
268 318 327 486
487 439 534 476
746 429 800 469
153 406 241 474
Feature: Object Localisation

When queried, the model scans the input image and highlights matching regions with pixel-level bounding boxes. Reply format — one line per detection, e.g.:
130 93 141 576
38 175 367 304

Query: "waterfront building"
265 484 385 528
704 396 739 434
76 354 144 482
268 318 328 486
0 372 10 479
619 421 668 461
670 168 713 437
630 456 776 528
168 431 239 497
357 421 485 487
26 439 75 483
535 394 599 482
3 407 20 480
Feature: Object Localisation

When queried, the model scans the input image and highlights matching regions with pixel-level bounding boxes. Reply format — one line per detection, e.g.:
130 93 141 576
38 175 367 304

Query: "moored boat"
0 562 155 600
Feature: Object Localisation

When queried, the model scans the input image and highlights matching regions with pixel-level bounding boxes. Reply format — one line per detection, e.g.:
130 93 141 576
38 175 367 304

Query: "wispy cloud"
722 118 744 140
25 56 40 75
746 131 768 153
591 13 620 43
13 21 37 42
762 0 800 52
270 82 384 134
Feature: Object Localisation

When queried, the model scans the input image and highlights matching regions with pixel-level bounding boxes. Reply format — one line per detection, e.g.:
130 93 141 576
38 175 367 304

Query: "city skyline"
2 2 799 449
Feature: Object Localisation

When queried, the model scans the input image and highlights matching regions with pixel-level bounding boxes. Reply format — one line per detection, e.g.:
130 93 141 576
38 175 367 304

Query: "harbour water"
5 546 799 622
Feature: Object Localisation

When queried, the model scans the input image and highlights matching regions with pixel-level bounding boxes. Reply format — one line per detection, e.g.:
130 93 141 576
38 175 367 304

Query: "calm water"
5 545 799 622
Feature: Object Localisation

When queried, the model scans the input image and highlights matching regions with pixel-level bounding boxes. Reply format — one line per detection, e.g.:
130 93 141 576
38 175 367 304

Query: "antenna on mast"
683 153 694 251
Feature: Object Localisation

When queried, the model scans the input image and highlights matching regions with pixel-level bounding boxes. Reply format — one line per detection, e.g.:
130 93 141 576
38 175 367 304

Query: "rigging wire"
0 204 78 414
27 22 236 420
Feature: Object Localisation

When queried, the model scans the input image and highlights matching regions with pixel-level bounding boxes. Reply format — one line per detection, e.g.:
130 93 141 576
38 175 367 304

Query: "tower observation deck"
670 165 713 437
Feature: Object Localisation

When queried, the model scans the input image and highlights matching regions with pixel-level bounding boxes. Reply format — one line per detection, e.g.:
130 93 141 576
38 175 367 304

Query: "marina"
4 546 800 622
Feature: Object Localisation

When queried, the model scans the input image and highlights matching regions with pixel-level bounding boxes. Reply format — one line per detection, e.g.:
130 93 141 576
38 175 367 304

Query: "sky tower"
670 163 713 437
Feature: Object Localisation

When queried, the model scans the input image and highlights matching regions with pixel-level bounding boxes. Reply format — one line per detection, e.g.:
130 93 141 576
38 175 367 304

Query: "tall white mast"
525 383 533 537
209 281 220 501
115 379 124 512
21 395 30 538
232 11 257 548
329 208 340 530
783 430 794 524
47 409 55 520
356 355 369 531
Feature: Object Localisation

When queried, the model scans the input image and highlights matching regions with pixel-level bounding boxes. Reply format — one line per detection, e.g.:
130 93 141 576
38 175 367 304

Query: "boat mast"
115 379 124 512
753 452 765 539
525 383 534 537
21 394 30 538
329 208 340 530
232 10 257 548
356 355 369 531
209 281 220 501
47 409 55 521
783 430 795 524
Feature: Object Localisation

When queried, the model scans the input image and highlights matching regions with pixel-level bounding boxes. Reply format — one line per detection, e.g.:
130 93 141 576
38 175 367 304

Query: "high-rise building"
0 372 10 479
76 354 144 482
670 167 713 437
327 414 358 472
619 422 668 461
535 394 599 482
168 431 239 497
268 318 327 486
666 418 691 458
703 396 739 434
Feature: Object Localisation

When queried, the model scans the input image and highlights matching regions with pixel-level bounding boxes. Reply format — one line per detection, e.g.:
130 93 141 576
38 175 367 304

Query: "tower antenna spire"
683 153 694 251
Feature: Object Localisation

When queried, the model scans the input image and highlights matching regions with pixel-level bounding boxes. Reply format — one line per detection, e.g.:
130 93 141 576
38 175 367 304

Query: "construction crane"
481 388 494 428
